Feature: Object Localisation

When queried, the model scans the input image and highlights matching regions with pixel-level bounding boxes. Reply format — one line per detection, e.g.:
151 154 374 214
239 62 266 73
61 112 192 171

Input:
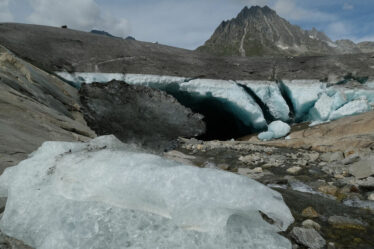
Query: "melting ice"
0 136 294 249
56 72 374 140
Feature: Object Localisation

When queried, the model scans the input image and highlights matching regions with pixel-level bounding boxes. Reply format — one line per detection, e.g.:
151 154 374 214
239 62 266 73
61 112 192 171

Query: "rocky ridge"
197 6 374 57
0 23 373 82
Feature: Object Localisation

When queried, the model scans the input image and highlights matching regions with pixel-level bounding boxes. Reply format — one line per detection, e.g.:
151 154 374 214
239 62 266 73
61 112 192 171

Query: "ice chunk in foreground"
0 136 293 249
330 98 370 120
238 81 290 121
280 80 325 120
258 121 290 141
179 79 267 129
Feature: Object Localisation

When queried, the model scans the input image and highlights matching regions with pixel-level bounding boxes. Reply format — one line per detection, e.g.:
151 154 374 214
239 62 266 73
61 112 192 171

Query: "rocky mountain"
197 6 374 57
0 23 373 82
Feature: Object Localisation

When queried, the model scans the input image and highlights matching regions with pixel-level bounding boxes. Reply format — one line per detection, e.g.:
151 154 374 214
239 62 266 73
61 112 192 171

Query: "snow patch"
0 136 293 249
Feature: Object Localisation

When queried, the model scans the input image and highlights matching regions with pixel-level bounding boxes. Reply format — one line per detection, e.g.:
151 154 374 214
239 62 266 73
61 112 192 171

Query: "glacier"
0 135 293 249
280 80 326 120
178 79 267 130
237 80 290 121
55 72 374 140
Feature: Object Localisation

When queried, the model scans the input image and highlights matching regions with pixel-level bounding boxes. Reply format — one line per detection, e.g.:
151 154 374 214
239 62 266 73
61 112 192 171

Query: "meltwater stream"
0 136 294 249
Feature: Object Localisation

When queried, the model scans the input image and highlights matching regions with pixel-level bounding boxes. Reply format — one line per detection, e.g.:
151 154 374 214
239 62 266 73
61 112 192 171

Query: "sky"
1 0 374 50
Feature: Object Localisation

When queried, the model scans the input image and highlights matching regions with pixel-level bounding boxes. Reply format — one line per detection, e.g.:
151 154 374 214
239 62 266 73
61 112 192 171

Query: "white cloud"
273 0 335 22
342 3 354 10
325 21 353 40
26 0 130 37
0 0 14 22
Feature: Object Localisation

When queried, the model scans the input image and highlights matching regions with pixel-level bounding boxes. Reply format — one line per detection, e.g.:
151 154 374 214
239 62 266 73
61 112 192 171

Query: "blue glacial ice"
0 135 293 249
238 81 290 121
56 72 374 137
330 98 370 121
308 93 334 122
179 79 267 130
258 121 290 141
280 80 326 120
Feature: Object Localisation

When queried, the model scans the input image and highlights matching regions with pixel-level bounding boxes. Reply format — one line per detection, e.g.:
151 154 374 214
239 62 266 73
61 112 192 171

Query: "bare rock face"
0 23 373 81
0 46 96 173
197 6 374 57
247 111 374 152
79 81 206 150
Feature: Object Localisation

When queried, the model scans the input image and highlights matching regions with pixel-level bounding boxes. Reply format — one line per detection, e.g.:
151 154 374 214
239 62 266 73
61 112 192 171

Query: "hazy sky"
1 0 373 49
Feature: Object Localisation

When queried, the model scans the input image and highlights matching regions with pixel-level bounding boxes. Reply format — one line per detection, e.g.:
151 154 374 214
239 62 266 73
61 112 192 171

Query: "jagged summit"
197 6 374 57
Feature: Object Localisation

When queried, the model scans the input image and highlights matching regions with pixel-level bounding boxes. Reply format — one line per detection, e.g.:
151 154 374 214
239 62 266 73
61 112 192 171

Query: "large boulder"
79 81 206 150
0 46 95 172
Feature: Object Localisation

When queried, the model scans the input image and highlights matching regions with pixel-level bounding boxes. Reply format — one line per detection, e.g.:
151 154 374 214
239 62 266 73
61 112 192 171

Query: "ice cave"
56 72 374 141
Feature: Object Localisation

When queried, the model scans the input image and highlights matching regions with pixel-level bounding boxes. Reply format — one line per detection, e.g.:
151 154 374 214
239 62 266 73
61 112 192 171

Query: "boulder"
79 81 206 150
291 227 326 249
0 46 95 172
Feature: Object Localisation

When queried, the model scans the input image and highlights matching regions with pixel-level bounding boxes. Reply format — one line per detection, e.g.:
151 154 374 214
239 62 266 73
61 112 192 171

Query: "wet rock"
163 150 196 165
307 152 320 161
348 157 374 179
355 177 374 189
302 219 321 231
342 154 360 165
291 227 326 249
217 163 230 170
0 230 33 249
287 166 302 175
318 185 338 196
368 192 374 201
80 81 206 151
320 151 344 162
237 167 267 180
327 242 336 249
328 215 367 230
301 206 319 218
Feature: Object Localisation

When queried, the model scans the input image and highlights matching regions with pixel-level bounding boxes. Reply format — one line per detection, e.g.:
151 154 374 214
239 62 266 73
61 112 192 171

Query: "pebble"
301 206 319 218
287 166 302 174
302 219 321 231
291 227 326 249
342 154 360 165
318 185 338 196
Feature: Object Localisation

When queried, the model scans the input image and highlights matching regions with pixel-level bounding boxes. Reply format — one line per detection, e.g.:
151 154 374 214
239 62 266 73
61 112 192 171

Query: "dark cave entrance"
162 85 255 141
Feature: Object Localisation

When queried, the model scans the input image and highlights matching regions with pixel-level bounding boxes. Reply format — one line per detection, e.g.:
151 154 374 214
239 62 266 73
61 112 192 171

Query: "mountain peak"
237 5 276 19
197 5 343 57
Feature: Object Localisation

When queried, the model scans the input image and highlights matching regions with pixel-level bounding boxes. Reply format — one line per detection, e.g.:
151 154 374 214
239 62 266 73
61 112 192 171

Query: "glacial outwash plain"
0 5 374 249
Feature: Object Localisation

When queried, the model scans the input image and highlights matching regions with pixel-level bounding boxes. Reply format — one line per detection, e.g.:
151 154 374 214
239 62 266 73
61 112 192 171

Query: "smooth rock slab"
80 81 206 150
291 227 326 249
349 157 374 179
